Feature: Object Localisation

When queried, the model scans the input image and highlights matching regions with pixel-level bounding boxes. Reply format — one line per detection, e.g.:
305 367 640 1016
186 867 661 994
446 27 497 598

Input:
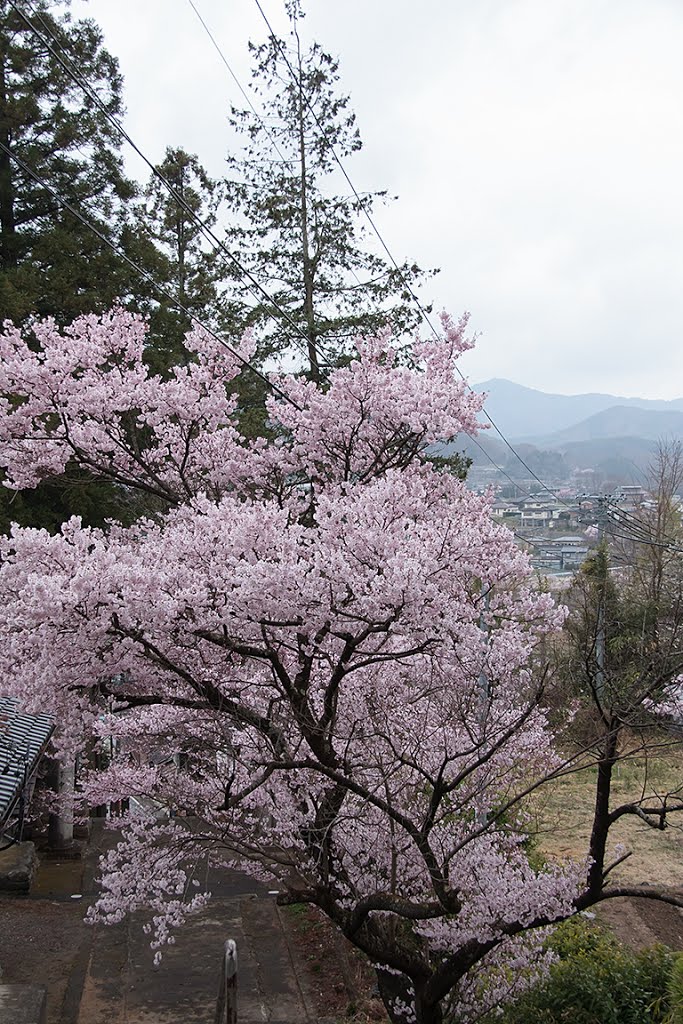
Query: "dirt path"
596 895 683 952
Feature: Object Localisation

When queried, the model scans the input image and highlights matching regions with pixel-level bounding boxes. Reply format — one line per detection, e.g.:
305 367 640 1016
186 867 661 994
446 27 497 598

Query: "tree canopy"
0 0 140 322
223 13 435 377
1 310 683 1023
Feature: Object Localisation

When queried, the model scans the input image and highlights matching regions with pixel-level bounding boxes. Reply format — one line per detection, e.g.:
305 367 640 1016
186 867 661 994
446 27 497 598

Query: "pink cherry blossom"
0 309 665 1024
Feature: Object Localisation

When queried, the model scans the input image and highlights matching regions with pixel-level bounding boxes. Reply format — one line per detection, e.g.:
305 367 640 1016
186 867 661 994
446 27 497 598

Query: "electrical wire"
460 435 559 501
605 528 683 553
606 525 683 555
607 500 677 540
9 0 339 375
251 0 576 508
603 499 683 549
577 495 683 555
0 141 301 410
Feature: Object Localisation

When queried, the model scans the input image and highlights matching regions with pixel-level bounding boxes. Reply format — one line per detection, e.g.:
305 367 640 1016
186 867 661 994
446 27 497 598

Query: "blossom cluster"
0 310 579 1022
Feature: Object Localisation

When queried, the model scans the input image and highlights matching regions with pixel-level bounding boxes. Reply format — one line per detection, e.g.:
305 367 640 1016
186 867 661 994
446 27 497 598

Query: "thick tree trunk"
47 758 76 851
376 968 443 1024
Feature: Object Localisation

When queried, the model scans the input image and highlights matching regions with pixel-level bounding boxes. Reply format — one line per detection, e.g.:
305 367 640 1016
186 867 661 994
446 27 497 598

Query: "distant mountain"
441 380 683 486
474 379 683 440
535 406 683 446
449 430 660 482
554 436 660 474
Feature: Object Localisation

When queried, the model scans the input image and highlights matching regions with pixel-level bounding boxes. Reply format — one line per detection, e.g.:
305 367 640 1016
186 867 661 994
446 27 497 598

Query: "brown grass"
529 739 683 887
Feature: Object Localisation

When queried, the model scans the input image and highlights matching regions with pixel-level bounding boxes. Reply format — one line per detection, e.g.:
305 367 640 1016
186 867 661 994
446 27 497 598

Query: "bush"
482 918 676 1024
667 955 683 1023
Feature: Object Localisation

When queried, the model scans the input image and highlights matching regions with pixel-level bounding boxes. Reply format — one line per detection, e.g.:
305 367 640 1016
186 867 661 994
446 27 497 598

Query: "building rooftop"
0 697 54 828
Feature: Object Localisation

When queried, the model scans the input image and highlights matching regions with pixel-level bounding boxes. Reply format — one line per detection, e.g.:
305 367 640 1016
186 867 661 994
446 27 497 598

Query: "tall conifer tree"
0 0 143 323
224 4 435 378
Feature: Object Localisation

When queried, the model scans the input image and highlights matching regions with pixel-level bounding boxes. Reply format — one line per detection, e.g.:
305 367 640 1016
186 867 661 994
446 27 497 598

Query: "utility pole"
595 497 607 704
477 584 490 827
580 493 609 704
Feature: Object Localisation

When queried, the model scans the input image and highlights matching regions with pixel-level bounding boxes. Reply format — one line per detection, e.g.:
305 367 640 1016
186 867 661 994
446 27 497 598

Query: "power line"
606 509 658 545
607 523 683 556
579 495 683 556
10 0 338 376
251 0 575 508
12 160 576 529
608 529 683 552
0 141 300 410
598 498 683 552
187 0 375 312
459 435 557 502
186 0 293 170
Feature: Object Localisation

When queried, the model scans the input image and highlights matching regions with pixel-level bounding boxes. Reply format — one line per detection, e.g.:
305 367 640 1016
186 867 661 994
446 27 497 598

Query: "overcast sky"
70 0 683 400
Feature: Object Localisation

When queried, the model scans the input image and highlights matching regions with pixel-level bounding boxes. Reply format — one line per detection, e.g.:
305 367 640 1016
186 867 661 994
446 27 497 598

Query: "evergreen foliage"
486 920 675 1024
0 0 142 322
139 147 238 374
223 5 436 377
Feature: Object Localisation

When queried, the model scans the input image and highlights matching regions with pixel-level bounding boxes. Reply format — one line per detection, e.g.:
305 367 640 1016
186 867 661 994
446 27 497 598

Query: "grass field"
530 738 683 888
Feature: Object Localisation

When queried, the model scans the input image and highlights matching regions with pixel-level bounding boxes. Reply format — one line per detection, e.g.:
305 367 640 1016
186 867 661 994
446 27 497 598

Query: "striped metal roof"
0 697 54 826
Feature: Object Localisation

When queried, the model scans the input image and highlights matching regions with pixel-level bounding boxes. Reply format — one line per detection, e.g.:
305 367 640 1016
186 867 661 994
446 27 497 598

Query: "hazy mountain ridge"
458 380 683 481
474 379 683 440
532 405 683 446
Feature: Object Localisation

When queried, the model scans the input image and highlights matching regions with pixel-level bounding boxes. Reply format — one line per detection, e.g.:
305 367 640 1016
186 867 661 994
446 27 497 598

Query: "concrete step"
0 985 46 1024
75 894 314 1024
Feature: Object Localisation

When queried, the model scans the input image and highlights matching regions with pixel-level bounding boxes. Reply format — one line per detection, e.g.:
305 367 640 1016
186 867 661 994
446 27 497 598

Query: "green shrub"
480 918 676 1024
667 954 683 1023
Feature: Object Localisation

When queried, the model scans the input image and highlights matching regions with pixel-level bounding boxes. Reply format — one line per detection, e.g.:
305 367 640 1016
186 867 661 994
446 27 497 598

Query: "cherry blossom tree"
0 309 681 1024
